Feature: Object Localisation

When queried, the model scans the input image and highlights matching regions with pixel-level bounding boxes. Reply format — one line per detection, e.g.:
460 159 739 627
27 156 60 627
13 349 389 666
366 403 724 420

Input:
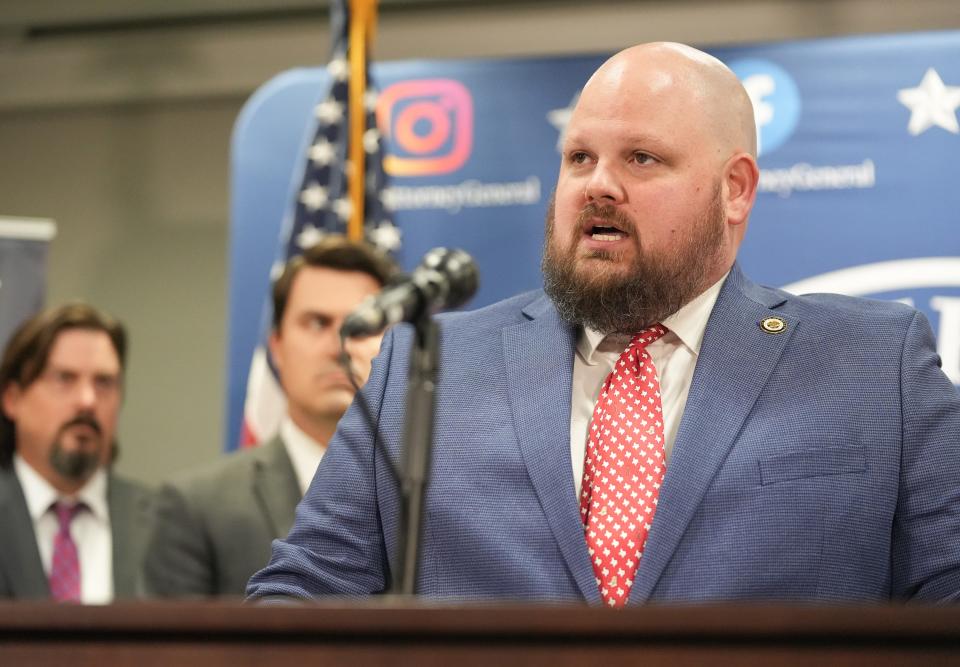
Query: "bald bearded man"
247 43 960 605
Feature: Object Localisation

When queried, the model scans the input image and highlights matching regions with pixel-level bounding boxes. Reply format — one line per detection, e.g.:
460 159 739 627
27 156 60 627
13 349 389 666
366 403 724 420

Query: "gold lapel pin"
760 316 787 334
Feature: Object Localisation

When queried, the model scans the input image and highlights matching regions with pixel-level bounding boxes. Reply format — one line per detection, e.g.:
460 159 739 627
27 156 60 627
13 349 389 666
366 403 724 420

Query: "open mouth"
582 218 629 242
589 226 626 241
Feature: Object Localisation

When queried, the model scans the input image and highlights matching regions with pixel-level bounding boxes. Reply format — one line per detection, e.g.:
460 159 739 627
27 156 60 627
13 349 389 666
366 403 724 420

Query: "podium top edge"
2 600 960 640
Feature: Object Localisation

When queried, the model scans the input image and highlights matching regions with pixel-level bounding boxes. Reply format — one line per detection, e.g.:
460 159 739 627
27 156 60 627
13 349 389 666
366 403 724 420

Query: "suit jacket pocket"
759 446 866 485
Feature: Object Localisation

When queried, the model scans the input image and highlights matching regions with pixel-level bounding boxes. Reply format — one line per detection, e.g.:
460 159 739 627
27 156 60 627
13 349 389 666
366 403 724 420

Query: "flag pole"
347 0 378 242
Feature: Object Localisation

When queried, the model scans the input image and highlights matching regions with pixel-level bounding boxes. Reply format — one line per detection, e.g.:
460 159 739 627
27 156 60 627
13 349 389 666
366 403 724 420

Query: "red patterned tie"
49 501 82 603
580 324 668 607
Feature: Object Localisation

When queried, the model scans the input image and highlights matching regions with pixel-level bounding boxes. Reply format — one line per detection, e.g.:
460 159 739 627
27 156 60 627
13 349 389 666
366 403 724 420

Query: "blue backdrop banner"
0 217 56 351
228 30 960 450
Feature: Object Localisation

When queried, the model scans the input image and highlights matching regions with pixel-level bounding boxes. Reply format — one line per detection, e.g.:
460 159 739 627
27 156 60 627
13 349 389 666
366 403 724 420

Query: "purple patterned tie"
49 501 83 603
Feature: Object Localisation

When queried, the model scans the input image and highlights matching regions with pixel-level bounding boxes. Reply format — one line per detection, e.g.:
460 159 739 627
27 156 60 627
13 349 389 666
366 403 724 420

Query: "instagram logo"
377 79 473 176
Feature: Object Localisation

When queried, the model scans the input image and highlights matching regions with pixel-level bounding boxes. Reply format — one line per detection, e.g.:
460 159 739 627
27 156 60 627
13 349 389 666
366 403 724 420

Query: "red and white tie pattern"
580 324 668 607
49 501 83 603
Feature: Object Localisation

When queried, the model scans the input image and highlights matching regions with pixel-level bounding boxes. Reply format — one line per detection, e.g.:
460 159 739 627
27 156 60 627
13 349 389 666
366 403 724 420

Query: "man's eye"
569 151 589 164
94 376 119 393
42 370 76 391
52 371 74 385
307 317 331 331
633 152 656 165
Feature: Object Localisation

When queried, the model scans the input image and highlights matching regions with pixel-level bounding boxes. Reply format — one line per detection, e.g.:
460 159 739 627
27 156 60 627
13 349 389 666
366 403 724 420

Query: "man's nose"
327 320 347 357
75 379 97 408
584 161 626 204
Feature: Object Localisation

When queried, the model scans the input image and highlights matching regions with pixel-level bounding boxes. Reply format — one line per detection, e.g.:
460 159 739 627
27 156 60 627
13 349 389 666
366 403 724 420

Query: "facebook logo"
729 59 802 157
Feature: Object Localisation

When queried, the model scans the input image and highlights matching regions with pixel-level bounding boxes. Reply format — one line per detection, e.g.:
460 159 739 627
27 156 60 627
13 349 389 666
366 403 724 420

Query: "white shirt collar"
13 453 110 522
279 415 327 496
577 271 730 364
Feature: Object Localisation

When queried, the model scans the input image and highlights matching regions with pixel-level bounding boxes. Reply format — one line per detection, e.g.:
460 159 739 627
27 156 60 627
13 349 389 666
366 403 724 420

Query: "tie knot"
51 501 84 532
630 324 668 351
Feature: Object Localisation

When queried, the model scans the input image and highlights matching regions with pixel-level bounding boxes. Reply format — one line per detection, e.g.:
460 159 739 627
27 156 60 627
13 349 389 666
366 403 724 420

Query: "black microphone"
340 248 479 338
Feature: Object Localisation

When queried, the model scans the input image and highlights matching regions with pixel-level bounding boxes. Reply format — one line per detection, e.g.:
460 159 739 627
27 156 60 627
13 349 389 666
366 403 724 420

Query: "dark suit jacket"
247 265 960 603
143 436 301 597
0 465 154 600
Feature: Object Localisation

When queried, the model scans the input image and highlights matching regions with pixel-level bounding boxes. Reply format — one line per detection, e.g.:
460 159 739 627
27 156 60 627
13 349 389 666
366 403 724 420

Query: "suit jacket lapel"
630 266 798 603
252 437 300 539
0 467 49 598
109 475 153 598
503 294 601 604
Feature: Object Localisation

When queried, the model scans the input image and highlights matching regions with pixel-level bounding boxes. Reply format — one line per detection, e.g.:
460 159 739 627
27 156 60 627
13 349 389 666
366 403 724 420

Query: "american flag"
238 0 400 448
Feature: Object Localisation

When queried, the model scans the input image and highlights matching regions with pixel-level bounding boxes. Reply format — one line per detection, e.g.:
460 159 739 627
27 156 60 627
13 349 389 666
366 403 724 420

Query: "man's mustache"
576 202 636 234
59 414 103 437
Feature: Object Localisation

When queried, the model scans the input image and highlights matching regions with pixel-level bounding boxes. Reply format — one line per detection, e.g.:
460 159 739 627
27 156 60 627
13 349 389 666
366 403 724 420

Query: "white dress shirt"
13 454 114 604
280 416 327 496
569 274 728 497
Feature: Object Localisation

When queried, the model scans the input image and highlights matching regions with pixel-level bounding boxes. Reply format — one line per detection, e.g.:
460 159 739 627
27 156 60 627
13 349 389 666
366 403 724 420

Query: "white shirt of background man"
13 454 114 604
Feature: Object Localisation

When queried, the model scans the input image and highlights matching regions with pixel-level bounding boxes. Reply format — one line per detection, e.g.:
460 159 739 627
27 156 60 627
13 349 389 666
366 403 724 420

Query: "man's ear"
267 330 283 376
1 382 21 421
724 152 759 227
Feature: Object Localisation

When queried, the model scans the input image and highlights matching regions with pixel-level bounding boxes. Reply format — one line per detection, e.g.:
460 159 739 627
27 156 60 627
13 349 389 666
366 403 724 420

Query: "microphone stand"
390 312 439 595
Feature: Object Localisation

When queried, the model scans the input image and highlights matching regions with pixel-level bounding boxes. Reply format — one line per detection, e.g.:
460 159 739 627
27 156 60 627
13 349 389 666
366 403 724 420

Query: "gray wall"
1 0 958 485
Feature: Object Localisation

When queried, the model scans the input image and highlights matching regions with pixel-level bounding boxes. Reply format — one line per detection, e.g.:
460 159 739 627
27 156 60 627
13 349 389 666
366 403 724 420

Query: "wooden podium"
1 601 959 665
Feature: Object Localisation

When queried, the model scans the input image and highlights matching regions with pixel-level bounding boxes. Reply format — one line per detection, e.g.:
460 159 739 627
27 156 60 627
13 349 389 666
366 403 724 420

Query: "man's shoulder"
0 464 27 508
106 472 156 530
781 289 919 329
0 464 19 490
727 265 913 325
381 289 554 355
108 472 153 497
162 438 288 503
438 289 550 329
724 269 924 348
732 267 916 326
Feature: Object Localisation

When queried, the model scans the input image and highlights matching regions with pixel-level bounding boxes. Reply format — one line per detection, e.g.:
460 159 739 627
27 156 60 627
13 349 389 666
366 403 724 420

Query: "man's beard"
49 413 104 482
542 183 726 334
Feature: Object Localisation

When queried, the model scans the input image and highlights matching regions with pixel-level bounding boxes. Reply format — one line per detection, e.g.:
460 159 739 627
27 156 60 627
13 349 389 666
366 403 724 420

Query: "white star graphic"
364 89 379 112
308 138 336 166
269 260 285 281
315 99 345 125
327 57 349 82
332 197 353 221
897 68 960 136
296 225 327 250
547 91 579 153
363 128 382 154
379 188 396 212
368 221 402 252
299 183 329 211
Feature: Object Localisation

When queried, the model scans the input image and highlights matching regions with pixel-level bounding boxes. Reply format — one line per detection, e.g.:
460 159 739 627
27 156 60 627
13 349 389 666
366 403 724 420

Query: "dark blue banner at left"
0 217 57 350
